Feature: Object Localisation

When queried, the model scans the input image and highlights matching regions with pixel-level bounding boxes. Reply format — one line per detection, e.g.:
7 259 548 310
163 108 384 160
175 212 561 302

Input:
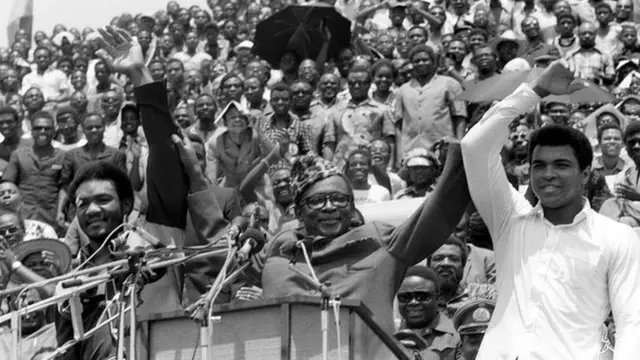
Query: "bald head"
578 22 597 48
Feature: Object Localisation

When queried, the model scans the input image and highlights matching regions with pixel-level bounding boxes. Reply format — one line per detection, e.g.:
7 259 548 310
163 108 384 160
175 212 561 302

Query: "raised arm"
460 84 537 238
96 27 188 230
387 142 471 265
461 61 586 239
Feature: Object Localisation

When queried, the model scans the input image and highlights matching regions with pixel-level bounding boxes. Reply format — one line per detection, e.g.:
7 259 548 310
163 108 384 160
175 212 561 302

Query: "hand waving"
95 26 145 75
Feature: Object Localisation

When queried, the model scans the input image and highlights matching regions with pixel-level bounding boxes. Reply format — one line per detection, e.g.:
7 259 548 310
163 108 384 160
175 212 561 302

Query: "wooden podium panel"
140 296 410 360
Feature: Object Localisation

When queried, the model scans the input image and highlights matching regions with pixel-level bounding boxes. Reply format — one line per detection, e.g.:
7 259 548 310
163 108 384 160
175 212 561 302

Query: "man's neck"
415 73 435 86
62 132 79 144
291 108 310 118
601 154 620 169
321 96 336 106
543 198 584 225
350 96 368 105
527 37 542 47
96 82 111 92
273 113 291 130
477 68 496 80
36 67 47 75
104 114 118 124
33 144 54 156
84 142 104 153
186 48 196 55
351 180 369 190
197 117 215 131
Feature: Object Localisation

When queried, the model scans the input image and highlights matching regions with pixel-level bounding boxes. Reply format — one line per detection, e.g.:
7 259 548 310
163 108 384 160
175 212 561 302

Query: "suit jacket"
260 144 471 359
462 243 496 285
182 186 242 304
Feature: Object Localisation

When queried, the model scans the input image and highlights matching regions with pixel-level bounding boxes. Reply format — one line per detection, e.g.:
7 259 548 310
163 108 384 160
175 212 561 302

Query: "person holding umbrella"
253 3 350 84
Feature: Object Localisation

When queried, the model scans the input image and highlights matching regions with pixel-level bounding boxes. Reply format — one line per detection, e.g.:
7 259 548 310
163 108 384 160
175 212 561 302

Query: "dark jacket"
260 144 471 359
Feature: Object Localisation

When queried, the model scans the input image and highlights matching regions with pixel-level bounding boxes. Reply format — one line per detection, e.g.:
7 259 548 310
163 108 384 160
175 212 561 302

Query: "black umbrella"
253 3 352 68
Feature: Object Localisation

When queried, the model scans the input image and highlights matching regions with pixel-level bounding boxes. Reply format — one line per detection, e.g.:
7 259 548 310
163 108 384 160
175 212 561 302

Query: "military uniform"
452 300 496 360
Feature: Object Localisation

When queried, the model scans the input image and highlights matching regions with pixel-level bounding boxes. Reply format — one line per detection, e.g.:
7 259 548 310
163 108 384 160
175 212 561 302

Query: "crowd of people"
0 0 639 358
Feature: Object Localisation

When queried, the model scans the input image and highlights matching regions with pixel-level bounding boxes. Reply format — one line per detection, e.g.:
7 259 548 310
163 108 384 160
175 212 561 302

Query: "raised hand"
95 26 144 75
0 237 17 266
171 133 201 172
531 59 588 97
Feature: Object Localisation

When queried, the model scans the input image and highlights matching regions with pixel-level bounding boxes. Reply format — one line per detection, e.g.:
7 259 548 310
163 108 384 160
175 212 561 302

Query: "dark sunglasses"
397 291 433 303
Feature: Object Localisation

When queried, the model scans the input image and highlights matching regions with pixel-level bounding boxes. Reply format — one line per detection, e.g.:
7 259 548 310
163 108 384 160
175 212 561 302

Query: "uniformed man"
452 300 495 360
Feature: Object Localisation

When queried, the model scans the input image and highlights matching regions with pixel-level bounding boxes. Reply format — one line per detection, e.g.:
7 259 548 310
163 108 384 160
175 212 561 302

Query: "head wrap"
291 155 343 205
268 159 293 178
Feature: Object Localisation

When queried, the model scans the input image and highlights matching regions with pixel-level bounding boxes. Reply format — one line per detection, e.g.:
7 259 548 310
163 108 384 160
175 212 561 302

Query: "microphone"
236 228 266 263
108 224 166 253
227 216 248 242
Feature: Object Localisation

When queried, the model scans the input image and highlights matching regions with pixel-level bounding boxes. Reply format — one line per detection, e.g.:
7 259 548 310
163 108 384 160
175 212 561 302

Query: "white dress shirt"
461 83 640 360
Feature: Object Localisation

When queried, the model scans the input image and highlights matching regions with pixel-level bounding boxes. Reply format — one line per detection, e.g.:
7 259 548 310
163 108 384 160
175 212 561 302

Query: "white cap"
234 40 254 53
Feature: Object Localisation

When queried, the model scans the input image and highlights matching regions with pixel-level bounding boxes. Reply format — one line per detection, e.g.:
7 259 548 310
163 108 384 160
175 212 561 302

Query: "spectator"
20 47 70 104
54 106 85 151
206 101 271 187
567 22 616 84
344 147 391 204
186 93 222 143
2 111 64 227
595 3 622 56
396 265 460 360
395 45 467 165
395 148 440 199
259 82 315 160
553 14 580 57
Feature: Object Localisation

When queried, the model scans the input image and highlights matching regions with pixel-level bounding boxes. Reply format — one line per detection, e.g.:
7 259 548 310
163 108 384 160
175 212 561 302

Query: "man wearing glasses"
396 265 460 360
260 143 470 358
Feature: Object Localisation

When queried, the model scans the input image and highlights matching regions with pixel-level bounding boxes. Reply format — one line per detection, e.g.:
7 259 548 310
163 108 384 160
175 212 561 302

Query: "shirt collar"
592 156 626 172
518 196 592 226
399 312 457 337
346 97 375 108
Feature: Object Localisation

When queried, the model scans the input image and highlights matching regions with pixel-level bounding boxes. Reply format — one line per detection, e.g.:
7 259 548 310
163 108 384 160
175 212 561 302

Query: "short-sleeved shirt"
308 99 338 154
172 51 214 72
60 143 126 188
394 76 467 159
2 146 65 225
20 69 69 101
258 113 315 158
327 98 396 168
566 47 616 83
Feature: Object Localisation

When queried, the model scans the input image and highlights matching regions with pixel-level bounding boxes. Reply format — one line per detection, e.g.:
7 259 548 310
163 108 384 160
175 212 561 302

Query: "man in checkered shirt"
566 22 615 85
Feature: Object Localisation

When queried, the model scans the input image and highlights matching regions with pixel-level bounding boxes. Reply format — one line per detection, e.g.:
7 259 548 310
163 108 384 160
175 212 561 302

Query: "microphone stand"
187 240 250 360
3 247 228 360
288 241 333 360
115 250 145 360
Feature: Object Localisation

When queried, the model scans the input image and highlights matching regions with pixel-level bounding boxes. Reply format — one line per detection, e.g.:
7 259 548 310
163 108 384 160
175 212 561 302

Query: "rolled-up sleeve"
134 81 188 230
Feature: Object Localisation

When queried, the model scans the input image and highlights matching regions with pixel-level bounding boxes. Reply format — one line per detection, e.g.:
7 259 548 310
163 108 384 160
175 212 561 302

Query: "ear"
122 198 134 217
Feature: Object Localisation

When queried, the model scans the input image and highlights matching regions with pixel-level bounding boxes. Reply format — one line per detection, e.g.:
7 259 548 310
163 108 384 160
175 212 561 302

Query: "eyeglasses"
397 291 433 303
301 193 352 210
0 225 20 237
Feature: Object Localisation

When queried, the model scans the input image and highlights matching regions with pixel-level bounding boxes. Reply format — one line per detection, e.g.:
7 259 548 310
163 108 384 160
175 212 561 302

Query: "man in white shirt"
461 60 640 360
20 47 70 104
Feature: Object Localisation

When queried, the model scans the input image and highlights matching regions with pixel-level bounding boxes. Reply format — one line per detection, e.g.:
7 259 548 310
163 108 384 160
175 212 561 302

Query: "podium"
137 295 411 360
